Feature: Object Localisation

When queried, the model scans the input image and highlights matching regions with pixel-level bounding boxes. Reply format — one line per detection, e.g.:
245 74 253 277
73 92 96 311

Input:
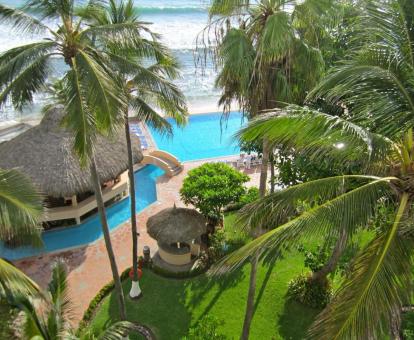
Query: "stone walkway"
14 157 263 325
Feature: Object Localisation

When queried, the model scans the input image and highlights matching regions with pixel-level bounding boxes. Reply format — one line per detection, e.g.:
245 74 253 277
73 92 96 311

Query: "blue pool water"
149 112 246 161
1 112 246 260
0 165 164 260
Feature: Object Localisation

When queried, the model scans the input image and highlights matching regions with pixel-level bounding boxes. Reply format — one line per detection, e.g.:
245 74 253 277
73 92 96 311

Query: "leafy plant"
180 163 249 224
287 274 332 309
300 245 329 273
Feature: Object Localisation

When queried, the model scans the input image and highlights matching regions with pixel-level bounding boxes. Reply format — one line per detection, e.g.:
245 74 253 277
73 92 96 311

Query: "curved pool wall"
0 165 164 260
1 112 245 260
148 111 246 161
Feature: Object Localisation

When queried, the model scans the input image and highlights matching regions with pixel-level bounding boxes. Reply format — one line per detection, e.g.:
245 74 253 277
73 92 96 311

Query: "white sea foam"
0 0 220 121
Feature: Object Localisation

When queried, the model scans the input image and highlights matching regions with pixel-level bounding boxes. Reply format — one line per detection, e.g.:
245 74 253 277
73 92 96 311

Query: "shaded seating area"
147 206 207 266
0 107 143 226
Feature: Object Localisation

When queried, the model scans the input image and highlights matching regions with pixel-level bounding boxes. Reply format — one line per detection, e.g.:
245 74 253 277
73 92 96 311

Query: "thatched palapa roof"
147 206 207 244
0 108 143 198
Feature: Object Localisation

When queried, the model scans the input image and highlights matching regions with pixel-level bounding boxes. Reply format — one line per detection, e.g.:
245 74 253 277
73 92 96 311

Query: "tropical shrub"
180 163 249 224
224 187 259 212
299 245 329 273
182 316 228 340
287 274 332 309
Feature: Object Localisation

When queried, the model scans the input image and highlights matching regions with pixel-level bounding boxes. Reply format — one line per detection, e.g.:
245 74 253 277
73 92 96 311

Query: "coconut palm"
0 168 43 299
309 0 414 139
10 260 139 339
80 0 188 299
0 0 150 320
213 105 414 339
207 1 328 337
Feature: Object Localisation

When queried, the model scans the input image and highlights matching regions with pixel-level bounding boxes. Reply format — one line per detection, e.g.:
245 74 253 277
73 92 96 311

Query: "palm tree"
206 1 328 337
10 259 139 339
0 0 149 320
80 0 188 299
214 105 414 339
0 168 43 299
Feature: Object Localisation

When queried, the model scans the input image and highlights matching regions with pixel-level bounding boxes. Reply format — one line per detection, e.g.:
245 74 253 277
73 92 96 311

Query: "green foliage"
209 0 327 117
275 149 363 187
225 187 259 212
402 312 414 340
298 245 329 273
183 316 228 340
180 163 249 221
287 274 332 309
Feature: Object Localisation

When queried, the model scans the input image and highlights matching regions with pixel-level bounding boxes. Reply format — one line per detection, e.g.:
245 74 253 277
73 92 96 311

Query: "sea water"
0 0 219 122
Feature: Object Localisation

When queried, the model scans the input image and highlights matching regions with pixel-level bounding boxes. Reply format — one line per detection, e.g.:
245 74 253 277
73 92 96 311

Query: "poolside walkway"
14 157 264 325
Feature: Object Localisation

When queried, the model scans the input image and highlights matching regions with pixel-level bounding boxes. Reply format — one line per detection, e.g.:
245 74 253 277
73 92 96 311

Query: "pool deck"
14 157 264 325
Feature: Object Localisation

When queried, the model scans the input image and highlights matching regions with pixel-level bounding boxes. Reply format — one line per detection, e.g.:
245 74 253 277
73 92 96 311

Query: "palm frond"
129 96 173 136
258 12 294 63
238 175 387 230
24 0 74 21
97 321 141 340
309 193 412 339
0 3 52 34
61 62 95 165
0 168 43 247
210 176 394 274
236 106 395 171
209 0 250 17
0 258 40 299
76 50 124 134
48 260 73 324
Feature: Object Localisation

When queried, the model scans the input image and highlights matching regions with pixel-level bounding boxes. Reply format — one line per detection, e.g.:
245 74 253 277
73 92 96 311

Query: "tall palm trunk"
124 111 141 298
241 253 259 340
311 228 348 282
241 137 268 338
269 150 275 194
259 139 270 197
90 153 127 320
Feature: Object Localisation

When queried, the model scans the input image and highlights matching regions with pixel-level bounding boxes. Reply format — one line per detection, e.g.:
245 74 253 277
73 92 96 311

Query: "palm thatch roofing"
0 107 143 198
147 206 207 244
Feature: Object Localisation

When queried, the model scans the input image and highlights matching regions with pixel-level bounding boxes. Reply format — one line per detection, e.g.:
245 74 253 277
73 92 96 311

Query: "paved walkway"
14 158 263 324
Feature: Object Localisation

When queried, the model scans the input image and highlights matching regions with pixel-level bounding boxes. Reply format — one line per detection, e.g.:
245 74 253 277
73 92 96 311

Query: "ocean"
0 0 219 122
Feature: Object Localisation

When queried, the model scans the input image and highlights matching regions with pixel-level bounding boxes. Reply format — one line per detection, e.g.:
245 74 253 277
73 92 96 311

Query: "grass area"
90 212 321 339
91 211 413 339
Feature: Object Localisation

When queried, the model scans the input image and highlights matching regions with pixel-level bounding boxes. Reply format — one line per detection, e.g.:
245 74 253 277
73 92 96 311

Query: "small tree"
180 163 249 226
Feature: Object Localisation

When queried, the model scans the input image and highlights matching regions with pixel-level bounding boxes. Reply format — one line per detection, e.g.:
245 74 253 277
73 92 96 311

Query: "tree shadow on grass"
278 298 321 340
252 256 277 318
187 266 245 323
105 271 193 340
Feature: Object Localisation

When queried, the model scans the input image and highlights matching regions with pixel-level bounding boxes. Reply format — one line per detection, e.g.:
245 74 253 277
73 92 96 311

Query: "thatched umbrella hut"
0 107 143 225
147 206 207 266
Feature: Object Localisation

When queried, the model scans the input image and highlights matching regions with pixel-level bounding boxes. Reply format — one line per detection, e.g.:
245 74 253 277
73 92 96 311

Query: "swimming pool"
1 112 245 260
0 165 164 260
149 111 246 161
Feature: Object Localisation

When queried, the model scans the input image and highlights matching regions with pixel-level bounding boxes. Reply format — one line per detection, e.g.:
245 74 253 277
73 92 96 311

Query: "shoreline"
0 101 241 133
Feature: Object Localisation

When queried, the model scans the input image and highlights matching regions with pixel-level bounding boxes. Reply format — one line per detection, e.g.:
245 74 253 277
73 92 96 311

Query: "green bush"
224 187 260 212
182 316 228 340
287 274 332 309
180 163 249 223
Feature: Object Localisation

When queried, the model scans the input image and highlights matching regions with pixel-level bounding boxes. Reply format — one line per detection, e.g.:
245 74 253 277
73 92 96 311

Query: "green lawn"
90 212 411 339
90 213 321 339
